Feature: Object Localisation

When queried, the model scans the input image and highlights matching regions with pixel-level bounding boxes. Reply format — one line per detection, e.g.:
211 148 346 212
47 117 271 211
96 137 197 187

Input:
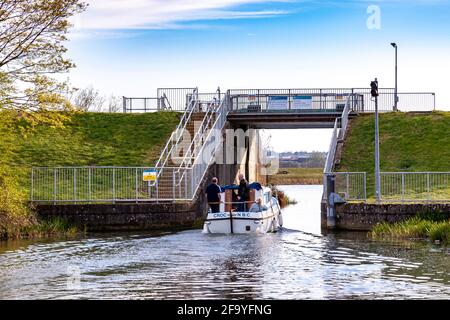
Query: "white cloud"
74 0 291 30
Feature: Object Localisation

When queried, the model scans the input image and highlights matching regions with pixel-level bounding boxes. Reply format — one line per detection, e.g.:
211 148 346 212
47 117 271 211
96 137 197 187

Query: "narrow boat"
202 183 283 234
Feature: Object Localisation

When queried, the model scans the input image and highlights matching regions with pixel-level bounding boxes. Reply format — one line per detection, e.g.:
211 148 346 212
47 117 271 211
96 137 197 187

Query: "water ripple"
0 185 449 299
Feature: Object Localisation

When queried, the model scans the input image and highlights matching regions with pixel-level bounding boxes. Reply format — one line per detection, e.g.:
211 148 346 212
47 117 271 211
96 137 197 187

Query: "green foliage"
371 215 450 244
0 0 86 113
270 186 297 208
0 166 34 239
19 217 78 238
428 222 450 243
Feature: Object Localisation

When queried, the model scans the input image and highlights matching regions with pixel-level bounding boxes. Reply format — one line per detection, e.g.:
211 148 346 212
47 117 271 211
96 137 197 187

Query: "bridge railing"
31 167 193 203
227 88 435 113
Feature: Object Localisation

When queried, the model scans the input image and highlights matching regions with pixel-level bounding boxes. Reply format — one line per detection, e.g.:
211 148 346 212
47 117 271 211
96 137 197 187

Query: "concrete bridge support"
210 122 267 186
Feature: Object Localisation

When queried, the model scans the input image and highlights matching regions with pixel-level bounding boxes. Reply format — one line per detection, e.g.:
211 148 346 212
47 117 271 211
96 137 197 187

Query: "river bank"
268 168 323 185
321 201 450 241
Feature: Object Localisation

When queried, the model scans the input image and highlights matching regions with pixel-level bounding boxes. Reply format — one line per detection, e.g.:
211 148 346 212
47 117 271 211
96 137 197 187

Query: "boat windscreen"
220 182 262 191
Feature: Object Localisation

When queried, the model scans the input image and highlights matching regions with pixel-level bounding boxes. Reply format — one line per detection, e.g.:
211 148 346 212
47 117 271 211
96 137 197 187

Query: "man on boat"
205 177 221 213
237 174 249 212
249 198 268 213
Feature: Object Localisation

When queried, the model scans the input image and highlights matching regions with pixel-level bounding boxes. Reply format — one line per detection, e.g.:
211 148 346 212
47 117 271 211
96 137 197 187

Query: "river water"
0 185 449 300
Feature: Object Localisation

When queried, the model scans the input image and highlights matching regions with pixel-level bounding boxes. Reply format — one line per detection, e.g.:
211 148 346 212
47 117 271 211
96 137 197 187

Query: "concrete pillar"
326 174 336 229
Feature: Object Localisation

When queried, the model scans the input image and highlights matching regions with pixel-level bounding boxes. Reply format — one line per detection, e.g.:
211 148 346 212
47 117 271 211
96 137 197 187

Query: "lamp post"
391 42 398 111
371 78 381 203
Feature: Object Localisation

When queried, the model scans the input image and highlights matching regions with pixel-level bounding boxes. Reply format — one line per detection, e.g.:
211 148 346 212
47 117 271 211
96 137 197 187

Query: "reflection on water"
0 185 448 299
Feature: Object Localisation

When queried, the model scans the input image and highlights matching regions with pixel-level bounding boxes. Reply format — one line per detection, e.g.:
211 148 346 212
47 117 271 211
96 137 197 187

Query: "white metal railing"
228 88 435 113
157 88 198 111
122 97 162 113
323 94 354 198
322 172 450 203
381 172 450 202
30 167 193 203
123 88 198 112
324 119 340 175
324 94 353 174
189 94 230 198
332 172 367 201
154 88 198 179
175 92 230 199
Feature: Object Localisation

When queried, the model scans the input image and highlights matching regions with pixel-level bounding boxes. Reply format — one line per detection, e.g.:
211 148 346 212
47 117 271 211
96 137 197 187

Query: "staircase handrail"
173 97 224 188
324 93 354 174
189 97 229 197
154 88 198 177
323 94 354 197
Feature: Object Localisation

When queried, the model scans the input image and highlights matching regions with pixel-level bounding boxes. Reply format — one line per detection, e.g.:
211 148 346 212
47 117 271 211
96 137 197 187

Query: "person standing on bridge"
237 174 249 212
206 177 222 213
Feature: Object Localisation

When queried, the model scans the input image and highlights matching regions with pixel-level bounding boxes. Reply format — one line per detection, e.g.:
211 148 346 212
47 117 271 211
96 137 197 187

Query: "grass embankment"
337 112 450 199
0 111 180 239
371 212 450 244
269 168 323 185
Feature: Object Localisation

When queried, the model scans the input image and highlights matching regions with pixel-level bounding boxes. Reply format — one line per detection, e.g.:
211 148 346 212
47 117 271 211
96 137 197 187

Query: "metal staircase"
152 89 229 201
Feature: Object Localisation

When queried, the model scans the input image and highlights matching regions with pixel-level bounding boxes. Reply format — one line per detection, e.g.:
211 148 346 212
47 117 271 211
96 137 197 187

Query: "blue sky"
67 0 450 151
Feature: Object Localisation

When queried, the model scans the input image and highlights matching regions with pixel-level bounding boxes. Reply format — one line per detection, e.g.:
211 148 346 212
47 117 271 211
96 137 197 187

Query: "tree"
73 86 103 111
0 0 86 116
107 94 122 113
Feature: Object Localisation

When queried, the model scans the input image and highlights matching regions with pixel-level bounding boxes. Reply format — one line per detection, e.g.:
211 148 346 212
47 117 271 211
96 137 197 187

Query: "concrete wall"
36 202 205 232
321 201 450 231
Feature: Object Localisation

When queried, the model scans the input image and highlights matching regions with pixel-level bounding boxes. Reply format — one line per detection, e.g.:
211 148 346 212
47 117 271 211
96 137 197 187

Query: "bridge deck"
227 110 359 129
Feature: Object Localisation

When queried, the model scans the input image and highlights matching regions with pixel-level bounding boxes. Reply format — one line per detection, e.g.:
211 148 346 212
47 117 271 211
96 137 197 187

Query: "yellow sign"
143 169 157 182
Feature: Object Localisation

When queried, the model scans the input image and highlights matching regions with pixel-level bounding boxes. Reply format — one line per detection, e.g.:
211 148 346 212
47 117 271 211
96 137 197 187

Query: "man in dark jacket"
237 174 249 212
205 177 221 213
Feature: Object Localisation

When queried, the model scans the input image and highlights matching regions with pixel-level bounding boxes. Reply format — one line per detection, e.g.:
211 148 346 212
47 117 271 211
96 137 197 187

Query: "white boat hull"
202 205 282 234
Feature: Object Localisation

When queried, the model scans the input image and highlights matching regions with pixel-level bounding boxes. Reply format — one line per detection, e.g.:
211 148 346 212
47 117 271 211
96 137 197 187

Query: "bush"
428 222 450 243
0 167 35 239
270 185 297 208
371 215 450 244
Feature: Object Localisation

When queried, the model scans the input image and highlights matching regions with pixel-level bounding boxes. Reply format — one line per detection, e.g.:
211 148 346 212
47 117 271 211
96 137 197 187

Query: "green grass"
0 111 180 190
5 112 180 167
269 167 323 185
337 112 450 199
15 217 79 239
371 216 450 244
